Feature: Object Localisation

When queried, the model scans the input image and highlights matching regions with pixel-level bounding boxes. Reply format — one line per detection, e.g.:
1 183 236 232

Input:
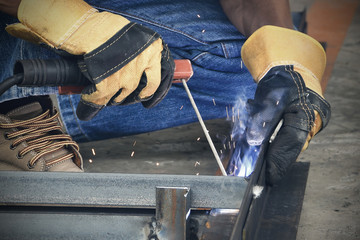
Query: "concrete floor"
78 2 360 239
296 5 360 240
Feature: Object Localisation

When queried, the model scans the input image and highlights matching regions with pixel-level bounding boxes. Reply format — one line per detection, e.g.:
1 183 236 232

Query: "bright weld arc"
182 79 227 176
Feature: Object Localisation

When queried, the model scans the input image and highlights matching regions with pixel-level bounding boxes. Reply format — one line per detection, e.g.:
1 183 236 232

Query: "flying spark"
197 137 201 141
131 151 135 157
89 159 93 163
195 161 201 167
156 162 160 166
133 141 137 147
91 148 96 155
212 99 216 106
180 105 183 110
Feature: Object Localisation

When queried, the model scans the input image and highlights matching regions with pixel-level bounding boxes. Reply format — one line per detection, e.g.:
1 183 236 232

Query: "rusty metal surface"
0 172 247 209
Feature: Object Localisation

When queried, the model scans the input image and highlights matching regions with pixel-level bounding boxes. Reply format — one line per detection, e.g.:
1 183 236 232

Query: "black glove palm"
246 65 331 185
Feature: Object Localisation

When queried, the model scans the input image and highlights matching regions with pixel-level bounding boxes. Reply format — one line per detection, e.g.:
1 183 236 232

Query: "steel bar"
0 210 153 240
155 187 190 240
0 171 247 209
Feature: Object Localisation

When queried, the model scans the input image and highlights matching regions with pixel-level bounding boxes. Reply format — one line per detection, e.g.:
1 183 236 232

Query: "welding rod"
181 79 227 176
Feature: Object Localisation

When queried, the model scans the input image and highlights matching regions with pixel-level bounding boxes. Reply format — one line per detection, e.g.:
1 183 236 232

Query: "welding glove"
241 26 331 185
5 0 175 121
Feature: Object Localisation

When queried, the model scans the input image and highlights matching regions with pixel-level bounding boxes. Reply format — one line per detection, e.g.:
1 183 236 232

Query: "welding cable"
0 74 23 96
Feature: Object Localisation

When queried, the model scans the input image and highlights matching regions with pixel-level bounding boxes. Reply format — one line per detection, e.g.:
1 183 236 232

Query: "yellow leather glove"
241 26 331 184
6 0 175 120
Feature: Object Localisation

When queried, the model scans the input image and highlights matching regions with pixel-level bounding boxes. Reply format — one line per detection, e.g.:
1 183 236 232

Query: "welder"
0 0 330 184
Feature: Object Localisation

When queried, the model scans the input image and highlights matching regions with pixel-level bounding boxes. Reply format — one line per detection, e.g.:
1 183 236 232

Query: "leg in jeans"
0 0 257 142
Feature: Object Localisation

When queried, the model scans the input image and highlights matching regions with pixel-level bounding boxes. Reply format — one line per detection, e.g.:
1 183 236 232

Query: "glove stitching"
258 61 319 83
84 23 136 60
91 32 158 81
58 8 98 48
284 66 312 130
293 69 315 127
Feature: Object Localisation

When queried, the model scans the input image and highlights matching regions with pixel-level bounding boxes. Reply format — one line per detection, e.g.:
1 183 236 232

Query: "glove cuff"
241 26 326 95
15 0 96 48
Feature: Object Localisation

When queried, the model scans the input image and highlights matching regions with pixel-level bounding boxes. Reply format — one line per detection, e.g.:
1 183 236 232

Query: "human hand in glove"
241 26 331 185
5 0 175 121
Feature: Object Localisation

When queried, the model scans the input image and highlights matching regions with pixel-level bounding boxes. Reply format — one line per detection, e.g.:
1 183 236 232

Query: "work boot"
0 96 83 172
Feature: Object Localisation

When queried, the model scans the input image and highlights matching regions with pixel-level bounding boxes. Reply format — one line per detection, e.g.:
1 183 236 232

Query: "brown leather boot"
0 96 83 172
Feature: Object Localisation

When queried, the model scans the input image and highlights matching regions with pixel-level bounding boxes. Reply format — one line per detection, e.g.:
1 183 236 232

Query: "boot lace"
1 109 79 168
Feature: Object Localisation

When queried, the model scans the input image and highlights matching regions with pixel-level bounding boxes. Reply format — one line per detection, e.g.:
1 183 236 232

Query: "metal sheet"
155 187 190 240
0 172 247 209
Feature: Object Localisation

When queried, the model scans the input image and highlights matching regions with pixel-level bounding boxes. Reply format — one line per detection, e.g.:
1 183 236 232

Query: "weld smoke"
225 89 285 178
225 94 260 177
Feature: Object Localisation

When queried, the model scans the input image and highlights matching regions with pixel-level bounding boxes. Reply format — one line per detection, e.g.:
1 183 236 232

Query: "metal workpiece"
154 187 191 240
0 171 247 209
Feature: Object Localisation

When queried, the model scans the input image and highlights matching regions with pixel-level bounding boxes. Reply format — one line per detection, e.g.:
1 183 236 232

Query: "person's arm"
220 0 293 37
0 0 21 17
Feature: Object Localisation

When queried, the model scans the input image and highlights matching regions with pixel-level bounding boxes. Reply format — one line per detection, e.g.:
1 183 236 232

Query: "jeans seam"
93 5 210 46
192 52 208 62
221 42 229 58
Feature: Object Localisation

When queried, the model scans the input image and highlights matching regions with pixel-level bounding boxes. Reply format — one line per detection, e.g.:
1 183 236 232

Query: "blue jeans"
0 0 256 142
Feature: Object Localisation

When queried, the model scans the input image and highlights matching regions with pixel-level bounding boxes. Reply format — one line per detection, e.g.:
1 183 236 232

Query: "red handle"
58 59 193 95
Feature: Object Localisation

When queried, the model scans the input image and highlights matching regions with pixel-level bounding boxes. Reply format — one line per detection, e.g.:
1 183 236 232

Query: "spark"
196 172 200 176
156 162 160 166
226 106 229 119
276 100 279 105
233 141 236 149
197 137 201 141
197 14 201 18
202 29 205 33
89 159 93 163
241 60 243 69
132 141 136 147
263 122 266 128
223 144 226 150
195 161 201 167
228 141 232 149
91 148 96 156
180 105 183 110
220 149 223 154
212 98 216 106
131 151 135 157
